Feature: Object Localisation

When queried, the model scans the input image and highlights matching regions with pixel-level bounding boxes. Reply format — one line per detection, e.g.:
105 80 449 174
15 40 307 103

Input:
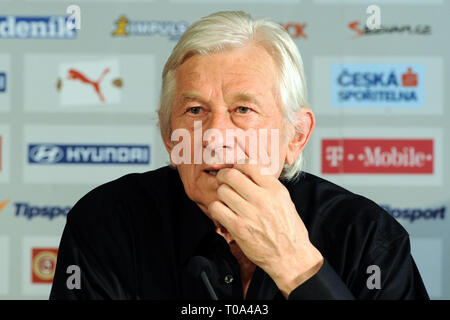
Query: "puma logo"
66 68 110 102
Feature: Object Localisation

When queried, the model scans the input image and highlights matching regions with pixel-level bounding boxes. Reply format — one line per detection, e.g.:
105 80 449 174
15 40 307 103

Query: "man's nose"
202 110 235 151
202 110 235 143
206 109 233 132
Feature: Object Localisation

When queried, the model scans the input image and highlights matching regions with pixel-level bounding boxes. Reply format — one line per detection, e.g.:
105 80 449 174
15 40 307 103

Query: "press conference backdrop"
0 0 448 300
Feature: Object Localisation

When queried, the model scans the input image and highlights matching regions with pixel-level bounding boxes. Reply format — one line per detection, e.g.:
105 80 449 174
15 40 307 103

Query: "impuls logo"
112 15 189 41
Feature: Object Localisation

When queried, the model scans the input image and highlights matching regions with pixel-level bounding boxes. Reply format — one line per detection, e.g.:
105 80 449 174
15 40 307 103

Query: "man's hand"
207 164 324 298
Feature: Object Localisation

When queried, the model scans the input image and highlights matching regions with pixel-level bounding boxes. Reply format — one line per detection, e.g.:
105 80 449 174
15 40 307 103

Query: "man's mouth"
204 165 233 176
206 170 218 176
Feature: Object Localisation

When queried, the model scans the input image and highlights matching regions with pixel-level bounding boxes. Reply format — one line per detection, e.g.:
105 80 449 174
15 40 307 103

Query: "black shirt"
50 166 429 300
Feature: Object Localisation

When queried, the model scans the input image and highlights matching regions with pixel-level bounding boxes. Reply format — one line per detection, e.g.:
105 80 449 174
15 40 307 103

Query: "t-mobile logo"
325 145 344 168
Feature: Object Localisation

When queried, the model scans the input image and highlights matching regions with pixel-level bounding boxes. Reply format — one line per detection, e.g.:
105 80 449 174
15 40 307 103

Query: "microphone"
187 256 219 300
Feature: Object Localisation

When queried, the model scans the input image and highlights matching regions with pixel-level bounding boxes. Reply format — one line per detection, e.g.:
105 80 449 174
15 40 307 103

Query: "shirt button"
224 274 234 284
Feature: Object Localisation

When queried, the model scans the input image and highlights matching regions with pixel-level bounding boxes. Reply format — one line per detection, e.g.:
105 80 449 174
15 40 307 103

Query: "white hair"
158 11 309 181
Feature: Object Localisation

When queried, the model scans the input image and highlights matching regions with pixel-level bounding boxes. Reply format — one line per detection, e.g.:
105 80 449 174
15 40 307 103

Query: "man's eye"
236 106 251 114
188 107 202 115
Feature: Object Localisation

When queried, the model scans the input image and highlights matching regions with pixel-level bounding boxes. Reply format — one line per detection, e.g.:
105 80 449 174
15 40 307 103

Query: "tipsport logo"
0 16 77 39
381 204 446 223
28 143 150 165
0 199 70 220
0 199 9 212
331 64 425 107
15 202 71 220
112 15 189 41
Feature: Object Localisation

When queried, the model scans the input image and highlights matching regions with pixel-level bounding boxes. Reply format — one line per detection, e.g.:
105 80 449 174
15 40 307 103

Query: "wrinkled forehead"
174 45 280 100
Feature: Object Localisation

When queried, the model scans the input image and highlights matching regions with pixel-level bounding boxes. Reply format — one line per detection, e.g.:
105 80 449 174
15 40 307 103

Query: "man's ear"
158 111 177 168
162 134 177 168
285 107 315 165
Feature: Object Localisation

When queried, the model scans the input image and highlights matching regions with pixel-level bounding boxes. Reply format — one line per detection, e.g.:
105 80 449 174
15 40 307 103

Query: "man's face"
165 44 293 213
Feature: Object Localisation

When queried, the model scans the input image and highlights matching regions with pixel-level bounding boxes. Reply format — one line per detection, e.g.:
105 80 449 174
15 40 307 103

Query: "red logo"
348 20 431 38
348 21 364 37
280 22 307 39
402 67 418 87
66 68 110 102
31 248 58 283
322 139 434 174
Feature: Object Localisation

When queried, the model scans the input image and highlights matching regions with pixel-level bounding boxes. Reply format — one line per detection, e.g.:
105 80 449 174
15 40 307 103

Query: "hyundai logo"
29 144 64 164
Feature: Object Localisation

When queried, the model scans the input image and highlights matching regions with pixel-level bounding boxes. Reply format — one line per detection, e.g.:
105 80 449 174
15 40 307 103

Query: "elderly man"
50 11 428 300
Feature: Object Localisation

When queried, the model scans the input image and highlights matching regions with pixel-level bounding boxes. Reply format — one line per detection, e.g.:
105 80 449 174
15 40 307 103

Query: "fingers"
216 183 252 218
208 200 238 234
234 139 279 187
232 163 276 188
216 168 260 201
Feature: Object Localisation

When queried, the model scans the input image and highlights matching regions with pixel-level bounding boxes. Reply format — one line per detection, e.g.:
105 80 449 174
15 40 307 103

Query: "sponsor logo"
0 16 76 39
15 202 71 220
322 138 434 174
348 20 431 38
112 15 189 41
31 248 58 284
332 64 424 107
63 68 109 102
0 199 70 220
0 72 6 93
0 199 9 212
56 59 123 105
381 204 446 223
279 22 307 39
28 143 151 165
